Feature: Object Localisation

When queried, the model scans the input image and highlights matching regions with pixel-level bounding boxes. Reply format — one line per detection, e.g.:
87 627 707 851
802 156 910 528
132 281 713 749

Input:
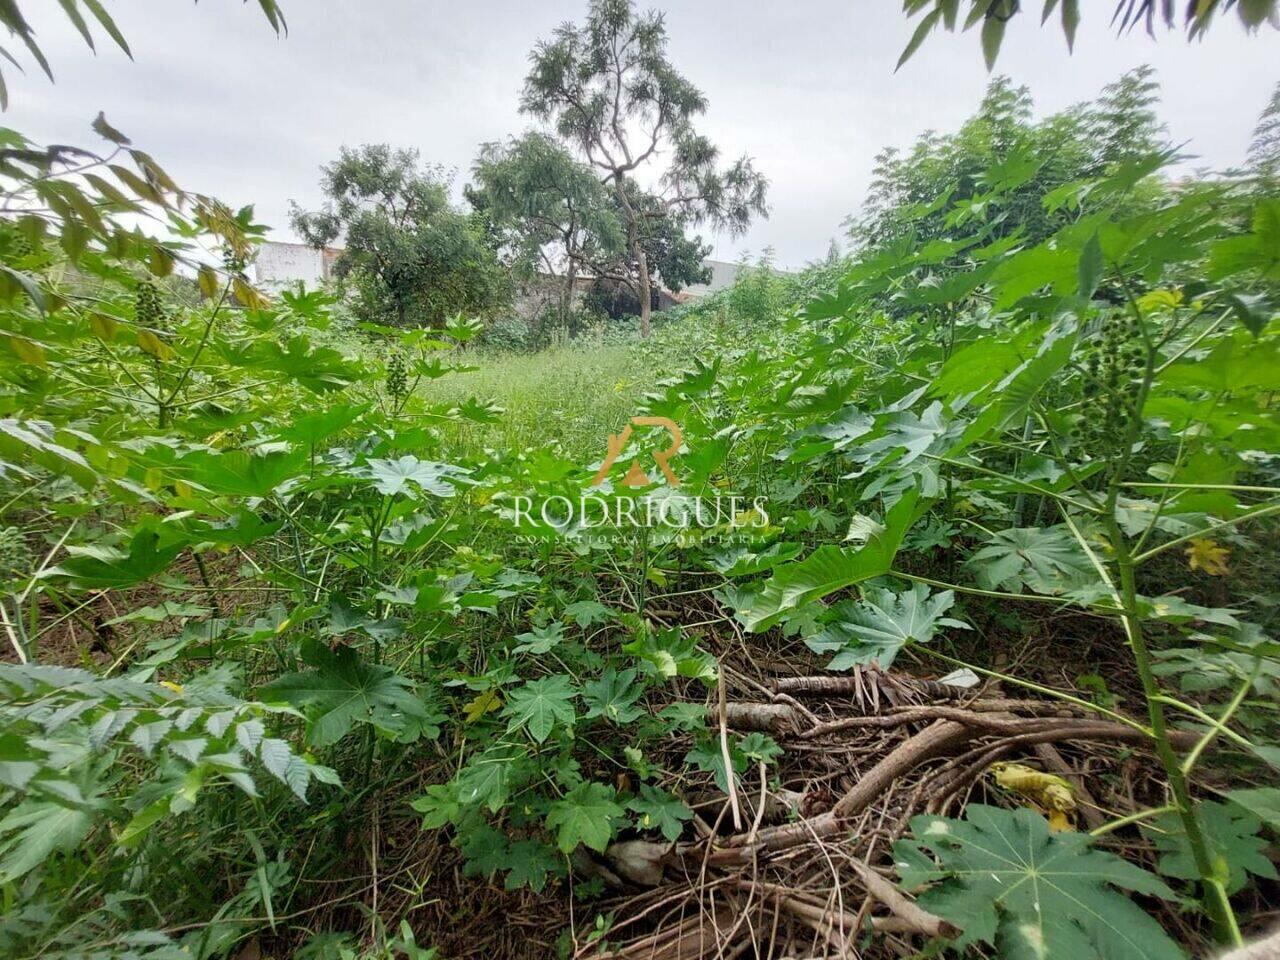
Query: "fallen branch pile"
575 665 1189 960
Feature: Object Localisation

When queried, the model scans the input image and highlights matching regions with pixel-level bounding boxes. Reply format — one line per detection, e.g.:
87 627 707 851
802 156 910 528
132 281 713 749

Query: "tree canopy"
519 0 768 336
291 145 509 328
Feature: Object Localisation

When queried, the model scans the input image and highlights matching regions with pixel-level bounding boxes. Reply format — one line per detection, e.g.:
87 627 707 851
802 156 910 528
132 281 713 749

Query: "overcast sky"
6 1 1278 269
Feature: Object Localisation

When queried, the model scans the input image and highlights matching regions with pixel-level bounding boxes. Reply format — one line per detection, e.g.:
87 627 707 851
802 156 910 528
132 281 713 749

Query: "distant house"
677 259 793 300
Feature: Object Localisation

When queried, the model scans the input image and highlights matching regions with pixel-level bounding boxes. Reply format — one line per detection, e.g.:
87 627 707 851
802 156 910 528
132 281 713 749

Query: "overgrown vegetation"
1 3 1278 960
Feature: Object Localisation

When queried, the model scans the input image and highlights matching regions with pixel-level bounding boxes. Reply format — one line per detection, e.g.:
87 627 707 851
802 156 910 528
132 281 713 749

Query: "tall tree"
290 145 509 328
520 0 768 337
1091 65 1167 168
1247 81 1280 188
469 132 622 325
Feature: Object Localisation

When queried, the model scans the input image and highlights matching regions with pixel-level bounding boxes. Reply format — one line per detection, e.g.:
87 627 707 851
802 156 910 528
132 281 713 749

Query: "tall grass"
421 341 654 459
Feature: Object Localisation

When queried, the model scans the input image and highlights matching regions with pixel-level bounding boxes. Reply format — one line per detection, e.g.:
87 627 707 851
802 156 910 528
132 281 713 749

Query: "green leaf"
0 798 95 882
1148 800 1277 895
545 781 624 853
980 13 1006 71
896 805 1183 960
503 675 576 743
739 488 920 631
512 622 566 655
454 746 521 813
627 784 693 841
46 530 183 590
621 626 716 683
1078 232 1104 299
261 640 432 747
686 736 747 794
504 839 562 892
362 456 465 497
737 732 783 764
966 526 1092 595
582 667 645 725
897 8 941 71
1224 788 1280 831
563 599 612 628
1223 291 1271 337
410 783 462 829
806 583 968 670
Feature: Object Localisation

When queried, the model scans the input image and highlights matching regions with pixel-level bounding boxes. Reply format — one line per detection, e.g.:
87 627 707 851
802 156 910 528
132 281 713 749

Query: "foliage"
896 0 1278 71
0 1 285 110
519 0 768 335
2 16 1279 960
290 145 509 328
895 805 1184 960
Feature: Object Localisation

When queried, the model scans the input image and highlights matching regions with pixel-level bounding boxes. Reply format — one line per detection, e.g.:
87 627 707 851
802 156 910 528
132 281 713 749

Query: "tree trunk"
562 259 577 331
636 244 652 338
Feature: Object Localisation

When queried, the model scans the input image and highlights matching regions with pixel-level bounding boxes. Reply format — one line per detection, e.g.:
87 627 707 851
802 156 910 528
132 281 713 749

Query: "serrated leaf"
806 583 967 670
896 805 1183 960
1148 800 1276 894
581 667 645 725
504 838 562 892
740 489 920 630
261 640 429 747
545 782 624 853
967 526 1092 595
503 675 576 743
627 784 693 841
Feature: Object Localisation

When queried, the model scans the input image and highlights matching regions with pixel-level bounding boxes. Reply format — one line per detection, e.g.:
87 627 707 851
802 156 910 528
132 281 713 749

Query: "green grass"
420 341 655 459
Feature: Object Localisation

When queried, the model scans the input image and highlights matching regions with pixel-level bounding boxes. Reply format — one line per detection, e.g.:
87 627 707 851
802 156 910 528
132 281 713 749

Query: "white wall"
253 242 327 288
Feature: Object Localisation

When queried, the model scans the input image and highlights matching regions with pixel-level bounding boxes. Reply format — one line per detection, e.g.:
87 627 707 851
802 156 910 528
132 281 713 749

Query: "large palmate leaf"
966 526 1093 596
44 530 183 590
502 675 576 743
806 583 967 669
360 456 466 497
894 805 1183 960
739 489 921 631
1148 800 1276 895
545 781 625 853
261 640 435 747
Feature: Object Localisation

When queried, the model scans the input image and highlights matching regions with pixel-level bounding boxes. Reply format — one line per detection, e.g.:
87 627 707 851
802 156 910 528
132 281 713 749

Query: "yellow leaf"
136 329 174 361
990 762 1076 831
89 312 118 340
233 277 267 310
8 335 46 366
1185 538 1229 576
198 264 221 300
159 680 184 694
462 690 502 724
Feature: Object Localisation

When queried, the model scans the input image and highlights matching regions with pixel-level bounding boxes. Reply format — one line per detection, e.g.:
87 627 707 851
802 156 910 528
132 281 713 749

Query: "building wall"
253 242 334 288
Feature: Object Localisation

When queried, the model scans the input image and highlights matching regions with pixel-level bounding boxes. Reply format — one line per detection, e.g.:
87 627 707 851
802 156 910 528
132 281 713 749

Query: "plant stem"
1112 532 1240 946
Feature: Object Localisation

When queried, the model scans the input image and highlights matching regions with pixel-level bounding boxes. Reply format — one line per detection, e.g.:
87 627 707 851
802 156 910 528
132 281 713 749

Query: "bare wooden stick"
717 670 743 832
845 857 960 940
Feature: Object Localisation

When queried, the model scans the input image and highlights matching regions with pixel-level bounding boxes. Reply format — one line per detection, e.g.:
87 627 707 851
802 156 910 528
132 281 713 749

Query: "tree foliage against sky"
519 0 768 336
290 145 509 328
897 0 1279 71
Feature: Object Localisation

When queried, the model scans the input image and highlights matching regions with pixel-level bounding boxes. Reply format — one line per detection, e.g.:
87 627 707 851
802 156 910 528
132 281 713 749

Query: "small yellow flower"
1185 538 1229 576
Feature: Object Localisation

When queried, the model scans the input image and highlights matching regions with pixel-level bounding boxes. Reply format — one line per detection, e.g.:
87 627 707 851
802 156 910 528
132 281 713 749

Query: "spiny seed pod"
385 349 408 401
221 244 247 277
135 280 170 334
